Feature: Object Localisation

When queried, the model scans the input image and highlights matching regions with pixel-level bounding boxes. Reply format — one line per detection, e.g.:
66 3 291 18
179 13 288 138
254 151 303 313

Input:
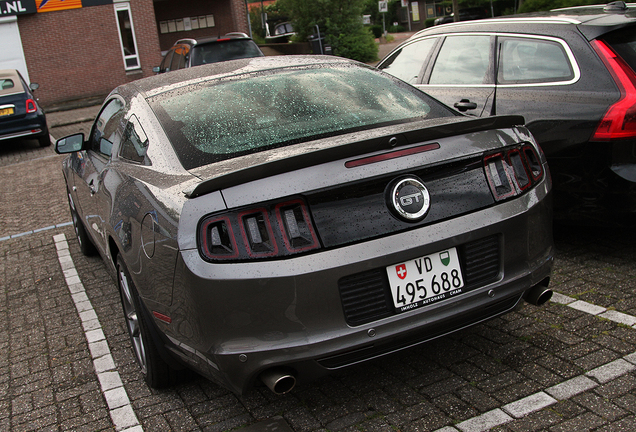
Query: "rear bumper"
0 113 48 142
158 179 553 394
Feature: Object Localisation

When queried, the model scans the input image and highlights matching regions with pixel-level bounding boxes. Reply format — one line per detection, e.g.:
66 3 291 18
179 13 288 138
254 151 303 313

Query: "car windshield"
149 65 454 170
191 40 263 66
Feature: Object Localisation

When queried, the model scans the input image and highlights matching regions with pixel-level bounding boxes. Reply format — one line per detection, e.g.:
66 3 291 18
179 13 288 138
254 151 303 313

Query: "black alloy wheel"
116 255 173 388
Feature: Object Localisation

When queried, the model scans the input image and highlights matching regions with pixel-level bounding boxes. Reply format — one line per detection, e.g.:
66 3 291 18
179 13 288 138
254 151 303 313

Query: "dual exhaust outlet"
259 280 552 395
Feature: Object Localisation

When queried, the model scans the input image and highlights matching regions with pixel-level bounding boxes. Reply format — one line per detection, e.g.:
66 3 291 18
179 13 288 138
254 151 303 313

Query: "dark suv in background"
378 1 636 225
154 33 264 73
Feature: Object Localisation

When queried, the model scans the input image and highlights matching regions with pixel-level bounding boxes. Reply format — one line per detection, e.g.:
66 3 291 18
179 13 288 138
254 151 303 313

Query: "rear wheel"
117 255 174 388
68 192 97 256
38 131 51 147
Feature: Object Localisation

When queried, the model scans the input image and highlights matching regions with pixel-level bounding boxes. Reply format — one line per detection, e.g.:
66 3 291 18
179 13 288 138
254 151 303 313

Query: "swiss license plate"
0 107 14 117
386 248 464 313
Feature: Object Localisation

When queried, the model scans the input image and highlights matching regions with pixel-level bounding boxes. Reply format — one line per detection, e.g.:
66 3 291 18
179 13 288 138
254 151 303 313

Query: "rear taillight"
198 197 320 262
26 99 37 113
590 40 636 141
484 144 544 201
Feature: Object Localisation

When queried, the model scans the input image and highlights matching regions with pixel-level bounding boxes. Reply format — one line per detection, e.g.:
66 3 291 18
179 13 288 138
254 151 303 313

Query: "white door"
0 16 29 83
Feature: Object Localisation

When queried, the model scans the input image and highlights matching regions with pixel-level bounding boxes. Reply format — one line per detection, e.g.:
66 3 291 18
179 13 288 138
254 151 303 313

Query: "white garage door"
0 16 29 83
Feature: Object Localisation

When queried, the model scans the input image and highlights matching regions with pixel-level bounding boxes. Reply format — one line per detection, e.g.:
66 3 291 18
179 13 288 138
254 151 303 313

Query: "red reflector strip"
217 38 231 42
345 143 440 168
153 311 172 324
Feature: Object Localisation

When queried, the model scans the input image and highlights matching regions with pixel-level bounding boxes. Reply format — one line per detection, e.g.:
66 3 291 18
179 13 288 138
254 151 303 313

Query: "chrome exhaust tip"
260 368 297 395
524 279 552 306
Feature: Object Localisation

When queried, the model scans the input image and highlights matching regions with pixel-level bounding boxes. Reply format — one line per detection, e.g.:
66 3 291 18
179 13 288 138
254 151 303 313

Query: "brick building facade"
2 0 249 108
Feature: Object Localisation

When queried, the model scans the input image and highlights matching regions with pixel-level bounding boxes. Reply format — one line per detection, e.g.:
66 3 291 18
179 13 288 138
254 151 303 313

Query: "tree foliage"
518 0 598 13
277 0 378 63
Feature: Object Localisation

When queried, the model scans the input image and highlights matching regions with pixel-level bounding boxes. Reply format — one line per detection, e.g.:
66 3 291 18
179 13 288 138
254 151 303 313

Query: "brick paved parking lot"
1 118 636 432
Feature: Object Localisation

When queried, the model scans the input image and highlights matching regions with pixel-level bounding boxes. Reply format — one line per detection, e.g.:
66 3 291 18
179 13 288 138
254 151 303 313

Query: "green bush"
388 24 406 33
370 24 383 38
331 27 379 63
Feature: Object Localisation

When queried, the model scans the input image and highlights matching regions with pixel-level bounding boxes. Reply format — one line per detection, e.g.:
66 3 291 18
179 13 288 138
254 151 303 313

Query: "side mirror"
152 66 161 74
55 133 85 154
29 82 39 91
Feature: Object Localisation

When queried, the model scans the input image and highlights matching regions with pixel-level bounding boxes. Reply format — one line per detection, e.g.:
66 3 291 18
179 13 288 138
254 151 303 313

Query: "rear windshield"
191 40 263 66
149 65 455 170
602 27 636 73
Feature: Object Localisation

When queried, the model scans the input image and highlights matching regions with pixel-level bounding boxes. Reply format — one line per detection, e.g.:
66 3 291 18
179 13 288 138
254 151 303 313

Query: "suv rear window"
149 65 455 170
191 40 263 66
602 27 636 73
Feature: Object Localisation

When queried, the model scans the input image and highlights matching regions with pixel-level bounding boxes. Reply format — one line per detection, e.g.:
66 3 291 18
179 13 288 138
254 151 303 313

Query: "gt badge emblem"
387 176 430 222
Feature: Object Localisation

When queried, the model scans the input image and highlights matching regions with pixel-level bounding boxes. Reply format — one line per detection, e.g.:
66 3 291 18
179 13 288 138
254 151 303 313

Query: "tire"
38 131 51 147
117 255 174 388
68 192 97 256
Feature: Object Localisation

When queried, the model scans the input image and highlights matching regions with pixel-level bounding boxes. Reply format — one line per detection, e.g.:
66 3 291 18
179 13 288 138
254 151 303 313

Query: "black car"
433 7 490 26
378 1 636 224
154 33 264 73
0 69 49 147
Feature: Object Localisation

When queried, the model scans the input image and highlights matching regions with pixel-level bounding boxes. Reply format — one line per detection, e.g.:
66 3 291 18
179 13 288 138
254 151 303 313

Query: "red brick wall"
18 1 163 108
154 0 250 51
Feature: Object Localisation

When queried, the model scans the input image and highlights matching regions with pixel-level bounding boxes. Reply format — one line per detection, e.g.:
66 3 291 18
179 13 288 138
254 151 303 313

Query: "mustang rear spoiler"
185 115 525 198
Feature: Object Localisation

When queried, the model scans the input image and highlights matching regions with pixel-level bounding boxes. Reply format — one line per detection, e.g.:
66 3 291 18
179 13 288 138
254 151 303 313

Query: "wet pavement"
2 38 636 431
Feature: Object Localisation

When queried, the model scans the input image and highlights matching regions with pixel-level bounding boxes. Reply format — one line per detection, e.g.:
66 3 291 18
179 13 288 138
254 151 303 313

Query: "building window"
114 2 140 70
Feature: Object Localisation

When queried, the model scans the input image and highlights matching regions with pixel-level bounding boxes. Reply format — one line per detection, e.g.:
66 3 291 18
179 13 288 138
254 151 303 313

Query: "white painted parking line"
502 392 557 418
53 234 143 432
545 375 598 400
435 292 636 432
456 408 513 432
0 221 72 241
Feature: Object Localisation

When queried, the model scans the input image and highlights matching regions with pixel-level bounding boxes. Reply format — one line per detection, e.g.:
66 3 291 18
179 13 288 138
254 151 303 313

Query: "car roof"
410 1 636 40
174 33 252 47
124 55 360 99
0 69 25 96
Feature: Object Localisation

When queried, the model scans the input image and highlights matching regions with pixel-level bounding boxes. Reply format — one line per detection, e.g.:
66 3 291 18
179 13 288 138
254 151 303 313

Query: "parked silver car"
56 56 554 395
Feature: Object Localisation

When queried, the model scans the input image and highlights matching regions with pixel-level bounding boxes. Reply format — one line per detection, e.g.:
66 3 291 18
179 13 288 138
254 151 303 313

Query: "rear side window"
1 79 14 90
378 37 437 84
120 114 149 164
498 37 574 84
429 35 491 85
149 65 455 170
602 27 636 73
191 40 263 66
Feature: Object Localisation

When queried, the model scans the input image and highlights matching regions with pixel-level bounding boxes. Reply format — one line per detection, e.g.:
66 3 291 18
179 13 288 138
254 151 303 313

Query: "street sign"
379 0 388 13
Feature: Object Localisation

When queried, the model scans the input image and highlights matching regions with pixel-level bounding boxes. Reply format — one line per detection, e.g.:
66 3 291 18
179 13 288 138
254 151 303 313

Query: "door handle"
89 179 96 196
454 99 478 112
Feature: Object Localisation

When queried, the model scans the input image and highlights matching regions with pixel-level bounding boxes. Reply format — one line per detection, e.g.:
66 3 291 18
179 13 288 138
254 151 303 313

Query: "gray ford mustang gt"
56 56 554 395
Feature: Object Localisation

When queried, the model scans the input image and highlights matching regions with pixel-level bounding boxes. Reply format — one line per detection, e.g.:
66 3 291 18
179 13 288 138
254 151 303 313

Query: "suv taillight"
198 197 320 262
26 99 37 114
484 144 544 201
591 40 636 141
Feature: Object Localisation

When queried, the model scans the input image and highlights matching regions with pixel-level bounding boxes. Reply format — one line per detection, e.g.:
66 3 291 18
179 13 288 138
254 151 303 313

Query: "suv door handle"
454 99 478 112
89 179 97 196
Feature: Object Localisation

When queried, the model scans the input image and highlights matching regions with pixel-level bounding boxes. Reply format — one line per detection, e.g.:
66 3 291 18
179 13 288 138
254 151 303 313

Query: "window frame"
496 34 578 86
114 1 141 71
419 32 581 89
